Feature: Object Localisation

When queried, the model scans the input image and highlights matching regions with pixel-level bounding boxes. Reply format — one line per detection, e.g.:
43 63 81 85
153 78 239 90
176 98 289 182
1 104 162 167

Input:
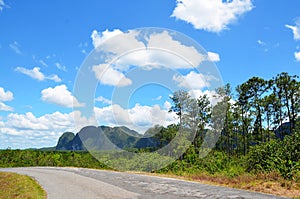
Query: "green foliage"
247 130 300 179
0 150 108 169
158 150 246 178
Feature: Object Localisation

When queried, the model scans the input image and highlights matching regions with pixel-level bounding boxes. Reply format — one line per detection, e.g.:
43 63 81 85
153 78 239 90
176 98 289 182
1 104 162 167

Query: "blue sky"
0 0 300 149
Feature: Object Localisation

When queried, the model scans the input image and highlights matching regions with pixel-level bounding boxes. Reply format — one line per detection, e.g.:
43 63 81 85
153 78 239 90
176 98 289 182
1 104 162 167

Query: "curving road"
0 167 289 199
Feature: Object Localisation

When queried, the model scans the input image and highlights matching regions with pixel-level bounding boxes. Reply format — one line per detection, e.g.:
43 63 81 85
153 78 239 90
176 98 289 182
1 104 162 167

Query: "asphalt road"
0 167 290 199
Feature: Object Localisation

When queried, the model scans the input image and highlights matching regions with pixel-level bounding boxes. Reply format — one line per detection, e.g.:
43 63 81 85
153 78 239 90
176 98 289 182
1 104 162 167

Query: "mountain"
55 126 145 151
56 132 75 150
274 122 292 140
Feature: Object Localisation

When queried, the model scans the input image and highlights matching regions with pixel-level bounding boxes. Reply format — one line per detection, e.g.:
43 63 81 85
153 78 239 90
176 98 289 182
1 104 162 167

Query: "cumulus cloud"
90 29 207 88
48 74 62 82
0 87 14 111
41 85 85 108
286 19 300 41
0 111 79 149
0 101 178 148
0 87 13 101
91 29 123 48
295 51 300 61
163 101 172 110
207 52 220 62
95 96 112 105
114 49 196 71
146 31 205 67
0 102 13 111
15 67 44 81
91 30 207 87
91 29 143 54
171 0 254 33
92 64 132 87
15 67 62 82
94 103 177 133
173 71 215 90
189 89 220 106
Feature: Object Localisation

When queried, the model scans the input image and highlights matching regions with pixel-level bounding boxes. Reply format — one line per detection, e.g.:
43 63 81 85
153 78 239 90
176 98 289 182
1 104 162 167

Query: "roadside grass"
0 172 46 199
151 171 300 199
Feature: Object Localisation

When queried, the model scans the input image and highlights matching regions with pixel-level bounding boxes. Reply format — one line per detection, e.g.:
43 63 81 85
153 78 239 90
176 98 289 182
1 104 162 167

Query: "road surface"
0 167 289 199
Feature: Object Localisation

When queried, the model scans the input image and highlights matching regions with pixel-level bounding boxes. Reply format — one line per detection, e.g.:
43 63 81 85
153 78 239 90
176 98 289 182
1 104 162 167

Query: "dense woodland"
0 72 299 181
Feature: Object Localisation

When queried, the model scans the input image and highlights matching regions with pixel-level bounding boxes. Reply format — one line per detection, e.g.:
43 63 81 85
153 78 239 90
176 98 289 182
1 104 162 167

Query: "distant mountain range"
55 126 160 151
53 121 293 151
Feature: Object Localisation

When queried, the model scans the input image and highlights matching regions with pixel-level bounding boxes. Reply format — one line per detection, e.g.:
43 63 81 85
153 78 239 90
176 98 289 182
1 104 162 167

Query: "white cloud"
0 111 81 149
189 89 220 106
55 62 67 71
79 42 88 55
47 74 62 82
91 29 144 55
9 41 22 54
257 40 266 46
146 31 205 67
0 87 13 101
91 29 206 83
15 67 44 81
171 0 254 33
91 29 124 48
207 51 220 62
173 71 214 90
0 102 178 148
0 87 14 112
39 60 48 67
114 49 196 70
91 29 205 68
41 85 85 108
94 103 177 133
15 67 62 82
286 19 300 41
295 51 300 61
152 96 162 101
0 0 5 11
0 102 13 111
163 101 172 110
95 96 112 105
92 64 132 87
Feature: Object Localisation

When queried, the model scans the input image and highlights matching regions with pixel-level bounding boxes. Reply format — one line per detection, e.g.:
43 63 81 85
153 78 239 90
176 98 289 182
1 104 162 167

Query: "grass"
189 173 300 198
0 172 46 199
150 171 300 198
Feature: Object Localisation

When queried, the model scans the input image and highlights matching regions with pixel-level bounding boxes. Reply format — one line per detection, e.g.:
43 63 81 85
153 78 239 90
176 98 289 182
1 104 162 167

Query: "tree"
169 90 191 125
193 94 211 151
274 72 300 134
215 83 234 154
261 93 277 142
236 83 252 155
169 90 212 154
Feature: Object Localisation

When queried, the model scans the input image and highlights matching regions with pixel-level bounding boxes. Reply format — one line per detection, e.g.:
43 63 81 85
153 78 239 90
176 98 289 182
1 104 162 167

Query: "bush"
247 130 300 180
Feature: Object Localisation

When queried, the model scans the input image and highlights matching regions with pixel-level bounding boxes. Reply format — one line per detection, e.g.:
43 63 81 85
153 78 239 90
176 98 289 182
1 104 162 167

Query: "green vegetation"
0 171 46 199
0 150 109 169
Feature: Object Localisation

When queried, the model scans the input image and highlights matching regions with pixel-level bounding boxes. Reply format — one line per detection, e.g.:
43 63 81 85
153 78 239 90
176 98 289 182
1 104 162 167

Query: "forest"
0 72 299 187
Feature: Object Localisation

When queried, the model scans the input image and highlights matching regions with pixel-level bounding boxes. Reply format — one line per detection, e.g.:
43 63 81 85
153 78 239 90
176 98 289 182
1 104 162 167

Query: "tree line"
169 72 299 156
